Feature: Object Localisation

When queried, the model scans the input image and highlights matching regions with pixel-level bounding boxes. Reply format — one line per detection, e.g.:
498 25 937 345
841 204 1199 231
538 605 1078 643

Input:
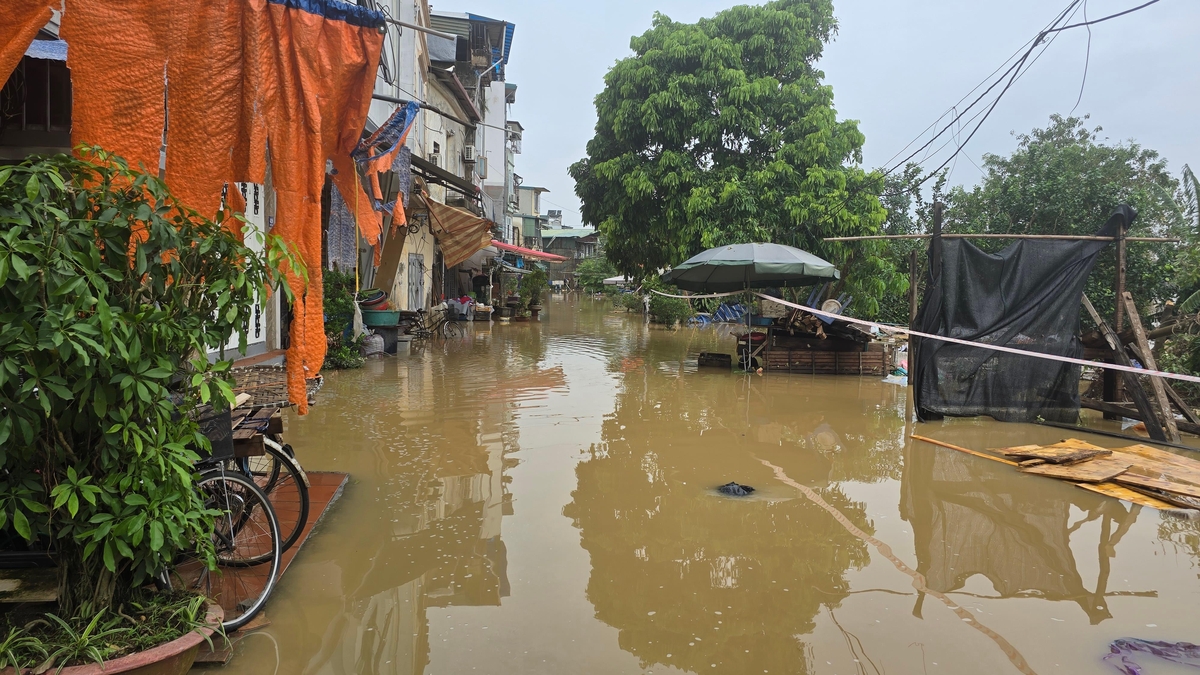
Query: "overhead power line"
897 0 1168 186
1044 0 1162 33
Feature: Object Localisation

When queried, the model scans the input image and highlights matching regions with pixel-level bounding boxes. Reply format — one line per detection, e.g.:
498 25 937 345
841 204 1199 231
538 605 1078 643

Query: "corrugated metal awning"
429 13 469 38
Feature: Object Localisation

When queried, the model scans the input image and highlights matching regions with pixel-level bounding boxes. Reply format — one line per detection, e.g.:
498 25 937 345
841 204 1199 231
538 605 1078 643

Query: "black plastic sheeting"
912 206 1135 423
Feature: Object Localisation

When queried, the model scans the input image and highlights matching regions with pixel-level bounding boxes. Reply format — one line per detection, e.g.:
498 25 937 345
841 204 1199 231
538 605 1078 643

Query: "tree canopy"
943 115 1183 314
570 0 902 315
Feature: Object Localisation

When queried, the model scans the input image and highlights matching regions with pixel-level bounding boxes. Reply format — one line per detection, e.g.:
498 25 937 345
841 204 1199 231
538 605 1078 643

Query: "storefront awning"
427 198 494 267
490 240 567 263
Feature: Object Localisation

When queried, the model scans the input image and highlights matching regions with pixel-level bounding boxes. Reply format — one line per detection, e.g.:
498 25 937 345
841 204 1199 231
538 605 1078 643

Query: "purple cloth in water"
1105 639 1200 674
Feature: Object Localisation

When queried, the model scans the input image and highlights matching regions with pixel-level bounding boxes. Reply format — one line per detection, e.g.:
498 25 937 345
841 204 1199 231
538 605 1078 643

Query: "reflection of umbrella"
662 243 839 293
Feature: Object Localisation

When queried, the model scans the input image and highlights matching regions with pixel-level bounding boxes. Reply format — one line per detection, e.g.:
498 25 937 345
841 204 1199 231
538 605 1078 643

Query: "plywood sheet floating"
999 439 1113 465
1018 456 1132 483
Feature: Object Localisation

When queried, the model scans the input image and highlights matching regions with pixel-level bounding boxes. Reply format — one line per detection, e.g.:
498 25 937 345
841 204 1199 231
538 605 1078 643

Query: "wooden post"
908 248 919 385
1103 222 1128 418
1122 292 1180 442
1115 224 1127 332
908 249 920 325
1082 294 1167 441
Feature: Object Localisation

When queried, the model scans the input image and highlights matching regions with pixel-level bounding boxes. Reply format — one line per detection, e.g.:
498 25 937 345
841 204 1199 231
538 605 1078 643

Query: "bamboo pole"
910 435 1018 466
823 234 1179 243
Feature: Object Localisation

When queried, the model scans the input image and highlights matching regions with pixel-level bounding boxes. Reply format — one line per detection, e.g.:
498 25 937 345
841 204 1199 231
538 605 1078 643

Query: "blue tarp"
25 39 67 62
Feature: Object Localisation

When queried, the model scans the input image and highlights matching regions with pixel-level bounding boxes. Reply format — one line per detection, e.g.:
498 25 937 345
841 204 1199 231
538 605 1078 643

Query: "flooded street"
207 296 1200 675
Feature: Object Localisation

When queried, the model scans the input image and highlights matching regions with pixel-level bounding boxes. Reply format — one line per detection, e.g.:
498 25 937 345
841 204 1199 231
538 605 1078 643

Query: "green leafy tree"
0 149 293 614
874 164 946 325
1173 164 1199 312
942 115 1183 315
570 0 903 315
575 255 618 293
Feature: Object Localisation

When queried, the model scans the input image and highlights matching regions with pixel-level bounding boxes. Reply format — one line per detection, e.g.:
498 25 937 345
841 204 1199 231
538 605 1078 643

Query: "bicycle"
227 406 311 555
161 406 284 632
167 460 282 632
238 437 310 554
408 305 465 340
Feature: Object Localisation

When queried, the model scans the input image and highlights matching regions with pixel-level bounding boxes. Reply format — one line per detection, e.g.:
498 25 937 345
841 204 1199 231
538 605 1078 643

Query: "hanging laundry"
350 100 421 218
62 0 171 175
393 145 413 211
327 186 359 273
163 0 249 218
250 0 384 413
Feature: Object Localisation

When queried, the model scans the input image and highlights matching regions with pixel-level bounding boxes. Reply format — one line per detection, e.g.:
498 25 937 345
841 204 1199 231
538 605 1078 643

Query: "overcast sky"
443 0 1200 229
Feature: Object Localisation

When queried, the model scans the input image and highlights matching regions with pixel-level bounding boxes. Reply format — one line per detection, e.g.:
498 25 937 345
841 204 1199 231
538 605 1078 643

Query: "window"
1 55 72 151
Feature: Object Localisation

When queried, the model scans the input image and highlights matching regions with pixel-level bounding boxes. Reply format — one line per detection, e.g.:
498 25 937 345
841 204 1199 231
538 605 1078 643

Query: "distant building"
541 228 601 286
514 184 550 249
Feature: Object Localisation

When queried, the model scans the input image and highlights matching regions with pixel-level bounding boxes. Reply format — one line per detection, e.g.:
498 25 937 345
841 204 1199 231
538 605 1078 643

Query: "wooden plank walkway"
194 471 349 665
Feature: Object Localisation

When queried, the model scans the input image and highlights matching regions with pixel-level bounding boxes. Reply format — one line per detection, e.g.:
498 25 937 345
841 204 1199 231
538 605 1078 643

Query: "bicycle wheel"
239 441 310 554
173 471 281 632
442 320 464 339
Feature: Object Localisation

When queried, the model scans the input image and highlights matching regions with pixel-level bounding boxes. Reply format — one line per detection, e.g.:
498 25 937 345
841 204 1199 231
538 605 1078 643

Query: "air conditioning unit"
463 145 477 162
428 153 441 168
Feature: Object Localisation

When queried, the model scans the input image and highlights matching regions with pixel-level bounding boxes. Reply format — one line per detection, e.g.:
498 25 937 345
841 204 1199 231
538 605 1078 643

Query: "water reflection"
901 430 1143 626
210 299 1200 675
564 335 913 674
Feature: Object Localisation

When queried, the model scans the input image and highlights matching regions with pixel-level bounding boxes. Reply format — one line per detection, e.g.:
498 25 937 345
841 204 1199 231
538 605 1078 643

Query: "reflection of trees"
566 353 885 675
901 435 1142 625
1158 515 1200 569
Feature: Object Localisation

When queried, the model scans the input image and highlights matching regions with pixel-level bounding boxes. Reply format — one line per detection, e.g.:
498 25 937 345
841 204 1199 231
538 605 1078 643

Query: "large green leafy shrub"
0 149 291 613
520 268 548 309
322 269 364 370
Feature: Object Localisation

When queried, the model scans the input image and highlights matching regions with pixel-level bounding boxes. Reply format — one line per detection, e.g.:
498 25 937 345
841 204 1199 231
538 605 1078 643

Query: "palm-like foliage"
1178 164 1200 313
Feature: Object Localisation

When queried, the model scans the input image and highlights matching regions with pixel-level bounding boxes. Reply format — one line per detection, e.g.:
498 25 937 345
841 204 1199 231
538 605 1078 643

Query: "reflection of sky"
220 298 1200 675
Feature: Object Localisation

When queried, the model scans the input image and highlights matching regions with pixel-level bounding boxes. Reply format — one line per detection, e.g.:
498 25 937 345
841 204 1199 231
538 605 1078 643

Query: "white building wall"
481 82 508 190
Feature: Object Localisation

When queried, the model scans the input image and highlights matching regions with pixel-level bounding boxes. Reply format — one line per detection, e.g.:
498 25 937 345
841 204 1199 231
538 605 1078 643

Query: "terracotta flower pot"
3 605 223 675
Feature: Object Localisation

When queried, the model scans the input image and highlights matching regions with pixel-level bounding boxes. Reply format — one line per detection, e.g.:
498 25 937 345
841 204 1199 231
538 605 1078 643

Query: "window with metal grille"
0 55 72 153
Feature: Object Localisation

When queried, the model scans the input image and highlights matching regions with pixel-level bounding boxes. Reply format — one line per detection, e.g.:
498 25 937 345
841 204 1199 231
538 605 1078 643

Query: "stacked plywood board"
997 439 1200 510
914 435 1200 511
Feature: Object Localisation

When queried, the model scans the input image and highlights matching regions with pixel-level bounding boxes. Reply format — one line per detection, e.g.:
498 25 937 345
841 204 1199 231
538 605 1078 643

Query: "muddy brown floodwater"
199 296 1200 675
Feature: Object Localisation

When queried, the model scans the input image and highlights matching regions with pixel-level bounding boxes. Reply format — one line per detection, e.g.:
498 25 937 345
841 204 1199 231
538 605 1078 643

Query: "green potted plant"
0 149 293 671
521 268 549 320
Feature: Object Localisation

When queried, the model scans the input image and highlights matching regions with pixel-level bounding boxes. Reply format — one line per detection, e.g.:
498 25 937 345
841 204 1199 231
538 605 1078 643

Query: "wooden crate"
764 349 887 376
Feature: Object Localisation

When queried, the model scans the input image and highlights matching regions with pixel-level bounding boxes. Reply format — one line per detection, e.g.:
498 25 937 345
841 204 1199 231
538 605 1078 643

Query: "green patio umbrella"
661 243 839 293
662 243 840 373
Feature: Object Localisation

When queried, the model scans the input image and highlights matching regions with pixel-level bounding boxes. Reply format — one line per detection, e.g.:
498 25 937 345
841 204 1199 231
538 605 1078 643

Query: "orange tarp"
62 1 170 176
163 0 248 218
0 1 54 86
54 0 385 413
257 1 383 413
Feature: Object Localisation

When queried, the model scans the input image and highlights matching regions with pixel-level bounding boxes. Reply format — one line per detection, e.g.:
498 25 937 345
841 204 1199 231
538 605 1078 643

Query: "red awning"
491 240 567 263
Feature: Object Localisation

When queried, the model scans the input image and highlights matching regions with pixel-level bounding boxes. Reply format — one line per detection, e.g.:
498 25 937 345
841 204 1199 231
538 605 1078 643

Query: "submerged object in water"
717 482 755 496
1105 639 1200 674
